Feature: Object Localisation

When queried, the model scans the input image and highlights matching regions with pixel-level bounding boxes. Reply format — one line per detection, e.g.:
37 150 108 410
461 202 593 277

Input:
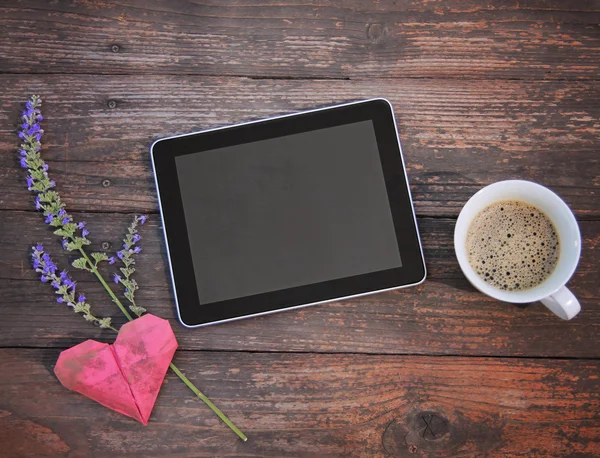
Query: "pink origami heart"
54 314 178 425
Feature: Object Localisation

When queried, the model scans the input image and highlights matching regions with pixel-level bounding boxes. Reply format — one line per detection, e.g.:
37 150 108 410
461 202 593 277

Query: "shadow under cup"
454 180 581 306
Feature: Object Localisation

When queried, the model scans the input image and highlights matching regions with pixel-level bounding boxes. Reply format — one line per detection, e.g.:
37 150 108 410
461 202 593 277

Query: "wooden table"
1 1 599 456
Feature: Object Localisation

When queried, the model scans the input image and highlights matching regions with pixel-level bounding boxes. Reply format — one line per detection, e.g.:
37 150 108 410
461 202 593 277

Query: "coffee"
465 200 559 291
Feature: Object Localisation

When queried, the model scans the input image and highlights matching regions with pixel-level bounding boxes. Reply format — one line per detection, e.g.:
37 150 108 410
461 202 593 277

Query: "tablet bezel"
151 98 426 327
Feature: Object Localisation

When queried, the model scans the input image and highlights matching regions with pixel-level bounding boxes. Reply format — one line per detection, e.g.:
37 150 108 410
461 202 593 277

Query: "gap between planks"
1 71 600 83
1 345 599 361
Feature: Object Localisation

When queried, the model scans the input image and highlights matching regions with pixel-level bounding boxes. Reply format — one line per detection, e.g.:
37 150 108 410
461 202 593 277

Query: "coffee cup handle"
540 286 581 320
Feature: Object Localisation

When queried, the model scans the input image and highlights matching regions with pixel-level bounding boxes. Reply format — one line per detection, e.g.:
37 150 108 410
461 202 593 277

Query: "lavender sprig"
32 245 115 330
18 96 90 254
114 215 147 317
19 96 134 320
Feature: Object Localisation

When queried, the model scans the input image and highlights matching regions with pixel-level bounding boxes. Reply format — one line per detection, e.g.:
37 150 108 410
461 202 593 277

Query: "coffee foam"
466 200 559 291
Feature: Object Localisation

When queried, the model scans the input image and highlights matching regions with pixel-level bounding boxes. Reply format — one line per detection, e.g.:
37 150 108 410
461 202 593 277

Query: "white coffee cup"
454 180 581 320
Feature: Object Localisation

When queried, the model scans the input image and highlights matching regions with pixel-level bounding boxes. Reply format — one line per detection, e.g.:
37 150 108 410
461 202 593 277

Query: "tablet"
151 98 426 327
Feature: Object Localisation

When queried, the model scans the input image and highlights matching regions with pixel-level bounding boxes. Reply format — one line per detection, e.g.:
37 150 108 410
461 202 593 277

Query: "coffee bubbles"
466 200 559 291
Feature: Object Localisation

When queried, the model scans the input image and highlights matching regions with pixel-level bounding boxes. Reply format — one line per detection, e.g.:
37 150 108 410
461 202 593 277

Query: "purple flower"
108 256 116 265
123 243 128 250
19 149 27 156
48 180 56 188
35 133 41 142
61 239 68 249
25 100 33 109
133 246 142 254
21 122 29 129
35 196 42 210
56 297 64 303
59 271 68 281
40 275 49 283
78 293 86 303
58 209 66 217
77 222 86 229
62 217 70 225
26 176 34 188
18 131 26 140
138 215 147 225
51 281 60 289
42 163 48 171
116 250 124 260
82 229 89 237
132 234 141 243
20 157 27 168
35 244 44 251
113 274 121 284
33 258 40 269
45 214 54 224
36 114 44 121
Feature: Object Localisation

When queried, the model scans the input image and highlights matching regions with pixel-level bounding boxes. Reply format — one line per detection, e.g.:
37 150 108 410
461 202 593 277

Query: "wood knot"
367 23 387 43
382 408 504 456
382 410 462 457
417 412 449 440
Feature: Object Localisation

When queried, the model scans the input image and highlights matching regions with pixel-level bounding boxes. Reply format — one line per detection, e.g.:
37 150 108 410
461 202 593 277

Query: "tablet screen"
175 120 402 304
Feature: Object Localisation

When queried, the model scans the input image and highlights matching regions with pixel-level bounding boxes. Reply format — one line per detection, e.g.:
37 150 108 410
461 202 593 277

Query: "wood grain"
1 212 597 358
1 75 598 218
1 0 599 80
0 349 598 456
1 2 600 455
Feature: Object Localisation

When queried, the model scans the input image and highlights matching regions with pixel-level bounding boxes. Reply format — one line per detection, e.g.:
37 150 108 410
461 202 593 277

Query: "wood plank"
0 349 598 456
1 212 598 357
1 0 599 80
1 75 598 218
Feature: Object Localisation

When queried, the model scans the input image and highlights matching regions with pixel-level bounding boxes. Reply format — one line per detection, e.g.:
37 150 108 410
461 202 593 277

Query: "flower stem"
78 248 247 440
78 248 133 321
169 362 247 442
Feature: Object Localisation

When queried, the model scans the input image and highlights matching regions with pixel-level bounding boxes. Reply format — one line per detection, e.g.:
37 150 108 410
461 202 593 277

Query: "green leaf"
54 228 71 238
130 305 146 316
73 302 85 313
98 317 112 329
63 222 78 233
72 258 89 270
120 267 135 277
91 252 108 263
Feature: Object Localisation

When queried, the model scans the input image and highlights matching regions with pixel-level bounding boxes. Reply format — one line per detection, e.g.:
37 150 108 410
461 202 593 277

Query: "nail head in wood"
107 100 117 109
101 242 110 250
101 179 111 187
111 44 120 53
